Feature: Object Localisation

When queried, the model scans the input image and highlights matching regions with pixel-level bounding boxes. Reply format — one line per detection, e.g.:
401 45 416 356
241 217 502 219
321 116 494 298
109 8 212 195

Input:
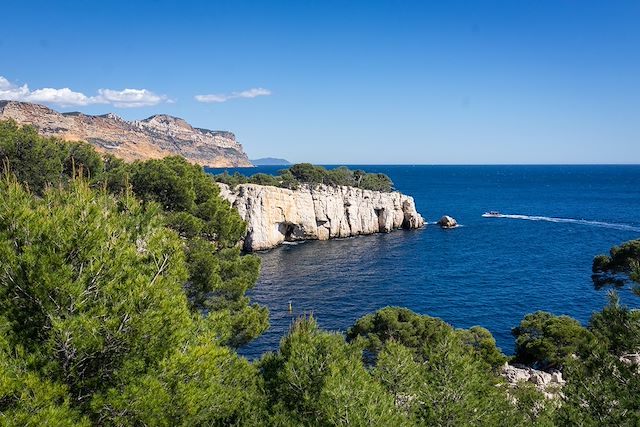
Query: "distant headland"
0 100 252 167
250 157 291 166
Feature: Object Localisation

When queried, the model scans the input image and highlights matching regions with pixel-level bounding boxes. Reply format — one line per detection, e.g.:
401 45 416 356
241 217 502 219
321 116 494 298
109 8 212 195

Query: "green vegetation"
555 292 640 426
260 317 406 426
214 163 395 192
347 308 527 426
0 177 263 425
0 121 267 351
593 239 640 293
0 120 639 425
512 312 594 370
0 120 104 194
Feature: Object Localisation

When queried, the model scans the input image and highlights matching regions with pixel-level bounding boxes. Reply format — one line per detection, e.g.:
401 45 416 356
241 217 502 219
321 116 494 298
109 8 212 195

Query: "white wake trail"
487 214 640 232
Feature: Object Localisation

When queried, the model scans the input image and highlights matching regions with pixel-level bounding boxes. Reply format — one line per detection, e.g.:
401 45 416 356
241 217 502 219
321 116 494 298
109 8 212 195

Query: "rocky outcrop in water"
437 215 458 228
0 100 252 167
218 183 425 251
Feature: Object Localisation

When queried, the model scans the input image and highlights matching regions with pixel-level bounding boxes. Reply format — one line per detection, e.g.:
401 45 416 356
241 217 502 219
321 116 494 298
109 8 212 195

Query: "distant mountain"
250 157 291 166
0 100 252 167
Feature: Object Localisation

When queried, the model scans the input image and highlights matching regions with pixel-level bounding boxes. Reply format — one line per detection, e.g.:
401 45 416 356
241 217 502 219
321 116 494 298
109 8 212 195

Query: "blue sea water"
206 165 640 359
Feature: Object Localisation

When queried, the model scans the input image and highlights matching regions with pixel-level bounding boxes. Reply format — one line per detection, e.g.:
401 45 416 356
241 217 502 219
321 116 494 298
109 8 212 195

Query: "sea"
206 165 640 359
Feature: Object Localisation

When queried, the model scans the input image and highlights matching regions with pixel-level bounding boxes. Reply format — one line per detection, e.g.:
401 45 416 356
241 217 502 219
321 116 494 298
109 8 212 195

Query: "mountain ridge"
0 100 252 167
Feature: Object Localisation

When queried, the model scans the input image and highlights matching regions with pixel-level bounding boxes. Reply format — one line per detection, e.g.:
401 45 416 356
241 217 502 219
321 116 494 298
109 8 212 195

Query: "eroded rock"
219 183 425 251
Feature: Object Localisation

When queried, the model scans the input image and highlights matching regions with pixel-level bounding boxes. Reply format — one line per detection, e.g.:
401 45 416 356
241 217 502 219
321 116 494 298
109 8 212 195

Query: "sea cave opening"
374 208 386 232
278 222 296 241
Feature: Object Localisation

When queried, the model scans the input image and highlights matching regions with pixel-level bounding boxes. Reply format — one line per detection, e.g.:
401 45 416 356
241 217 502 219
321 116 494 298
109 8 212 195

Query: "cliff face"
218 183 425 251
0 100 252 167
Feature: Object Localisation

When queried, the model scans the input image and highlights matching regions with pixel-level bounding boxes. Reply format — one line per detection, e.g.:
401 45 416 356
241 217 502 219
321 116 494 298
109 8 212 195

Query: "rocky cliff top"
0 100 252 167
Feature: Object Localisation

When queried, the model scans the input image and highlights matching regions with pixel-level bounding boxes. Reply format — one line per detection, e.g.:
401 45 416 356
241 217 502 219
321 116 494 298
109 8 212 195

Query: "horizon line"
215 163 640 168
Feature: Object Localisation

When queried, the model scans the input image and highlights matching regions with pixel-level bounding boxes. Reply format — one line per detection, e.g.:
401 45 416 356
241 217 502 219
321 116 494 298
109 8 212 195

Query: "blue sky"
1 0 639 164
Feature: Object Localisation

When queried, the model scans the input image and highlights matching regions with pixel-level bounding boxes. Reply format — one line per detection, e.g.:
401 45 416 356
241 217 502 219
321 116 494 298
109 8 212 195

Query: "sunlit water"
207 165 640 358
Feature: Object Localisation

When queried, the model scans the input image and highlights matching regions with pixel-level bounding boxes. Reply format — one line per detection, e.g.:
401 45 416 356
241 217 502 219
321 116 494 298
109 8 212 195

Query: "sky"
1 0 639 164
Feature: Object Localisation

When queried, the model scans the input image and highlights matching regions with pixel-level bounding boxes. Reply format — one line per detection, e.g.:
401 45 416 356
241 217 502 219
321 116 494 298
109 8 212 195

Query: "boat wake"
484 214 640 232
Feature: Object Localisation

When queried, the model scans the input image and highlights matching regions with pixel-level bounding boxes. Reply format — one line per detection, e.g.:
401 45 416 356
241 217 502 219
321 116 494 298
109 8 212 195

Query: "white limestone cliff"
218 183 425 251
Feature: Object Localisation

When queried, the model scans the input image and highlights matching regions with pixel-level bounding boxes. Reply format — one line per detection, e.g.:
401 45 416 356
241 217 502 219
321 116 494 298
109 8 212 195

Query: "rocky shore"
218 183 425 251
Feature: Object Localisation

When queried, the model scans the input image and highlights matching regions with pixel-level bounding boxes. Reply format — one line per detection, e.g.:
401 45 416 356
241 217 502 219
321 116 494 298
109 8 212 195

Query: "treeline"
1 120 639 425
214 163 395 192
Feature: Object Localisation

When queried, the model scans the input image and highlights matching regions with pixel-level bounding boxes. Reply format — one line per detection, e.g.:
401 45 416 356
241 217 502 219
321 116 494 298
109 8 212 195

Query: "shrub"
512 311 593 369
248 172 280 186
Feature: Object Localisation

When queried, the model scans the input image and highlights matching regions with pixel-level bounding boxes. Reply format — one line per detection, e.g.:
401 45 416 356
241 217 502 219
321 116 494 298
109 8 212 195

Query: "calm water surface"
207 165 640 358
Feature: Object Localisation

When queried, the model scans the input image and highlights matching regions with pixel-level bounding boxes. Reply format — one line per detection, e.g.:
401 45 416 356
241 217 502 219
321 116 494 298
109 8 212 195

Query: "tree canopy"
593 239 640 294
512 311 594 370
0 176 264 425
214 163 395 192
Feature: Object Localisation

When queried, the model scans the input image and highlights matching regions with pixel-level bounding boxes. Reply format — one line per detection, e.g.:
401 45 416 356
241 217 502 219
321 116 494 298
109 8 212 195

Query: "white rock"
500 363 565 399
621 353 640 366
218 183 425 251
529 370 553 386
437 215 458 228
550 371 565 384
501 363 531 383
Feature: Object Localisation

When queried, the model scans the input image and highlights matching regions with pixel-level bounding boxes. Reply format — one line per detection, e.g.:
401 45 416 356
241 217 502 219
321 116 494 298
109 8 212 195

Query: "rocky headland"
218 183 425 251
0 100 252 167
218 183 424 251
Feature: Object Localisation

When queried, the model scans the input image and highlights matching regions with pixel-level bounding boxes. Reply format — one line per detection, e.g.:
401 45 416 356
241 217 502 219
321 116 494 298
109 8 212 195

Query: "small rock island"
437 215 458 228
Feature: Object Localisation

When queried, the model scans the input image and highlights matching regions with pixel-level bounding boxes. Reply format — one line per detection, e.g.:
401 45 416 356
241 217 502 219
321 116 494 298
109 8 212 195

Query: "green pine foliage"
214 163 395 192
592 239 640 274
593 239 640 294
555 292 640 425
0 120 103 194
512 312 594 370
0 176 263 425
348 307 527 426
260 316 408 426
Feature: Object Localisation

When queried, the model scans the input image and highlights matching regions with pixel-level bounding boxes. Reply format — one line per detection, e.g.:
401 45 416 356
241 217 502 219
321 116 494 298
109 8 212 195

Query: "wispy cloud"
195 87 271 103
0 75 168 108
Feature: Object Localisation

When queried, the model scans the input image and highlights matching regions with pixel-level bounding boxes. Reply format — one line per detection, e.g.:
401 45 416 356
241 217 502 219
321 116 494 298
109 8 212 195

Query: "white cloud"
0 76 31 100
27 88 96 106
0 75 167 108
97 88 167 108
195 87 271 103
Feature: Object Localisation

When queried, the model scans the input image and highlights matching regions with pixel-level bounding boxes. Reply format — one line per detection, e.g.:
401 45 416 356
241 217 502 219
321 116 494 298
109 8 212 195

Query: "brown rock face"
0 100 252 167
